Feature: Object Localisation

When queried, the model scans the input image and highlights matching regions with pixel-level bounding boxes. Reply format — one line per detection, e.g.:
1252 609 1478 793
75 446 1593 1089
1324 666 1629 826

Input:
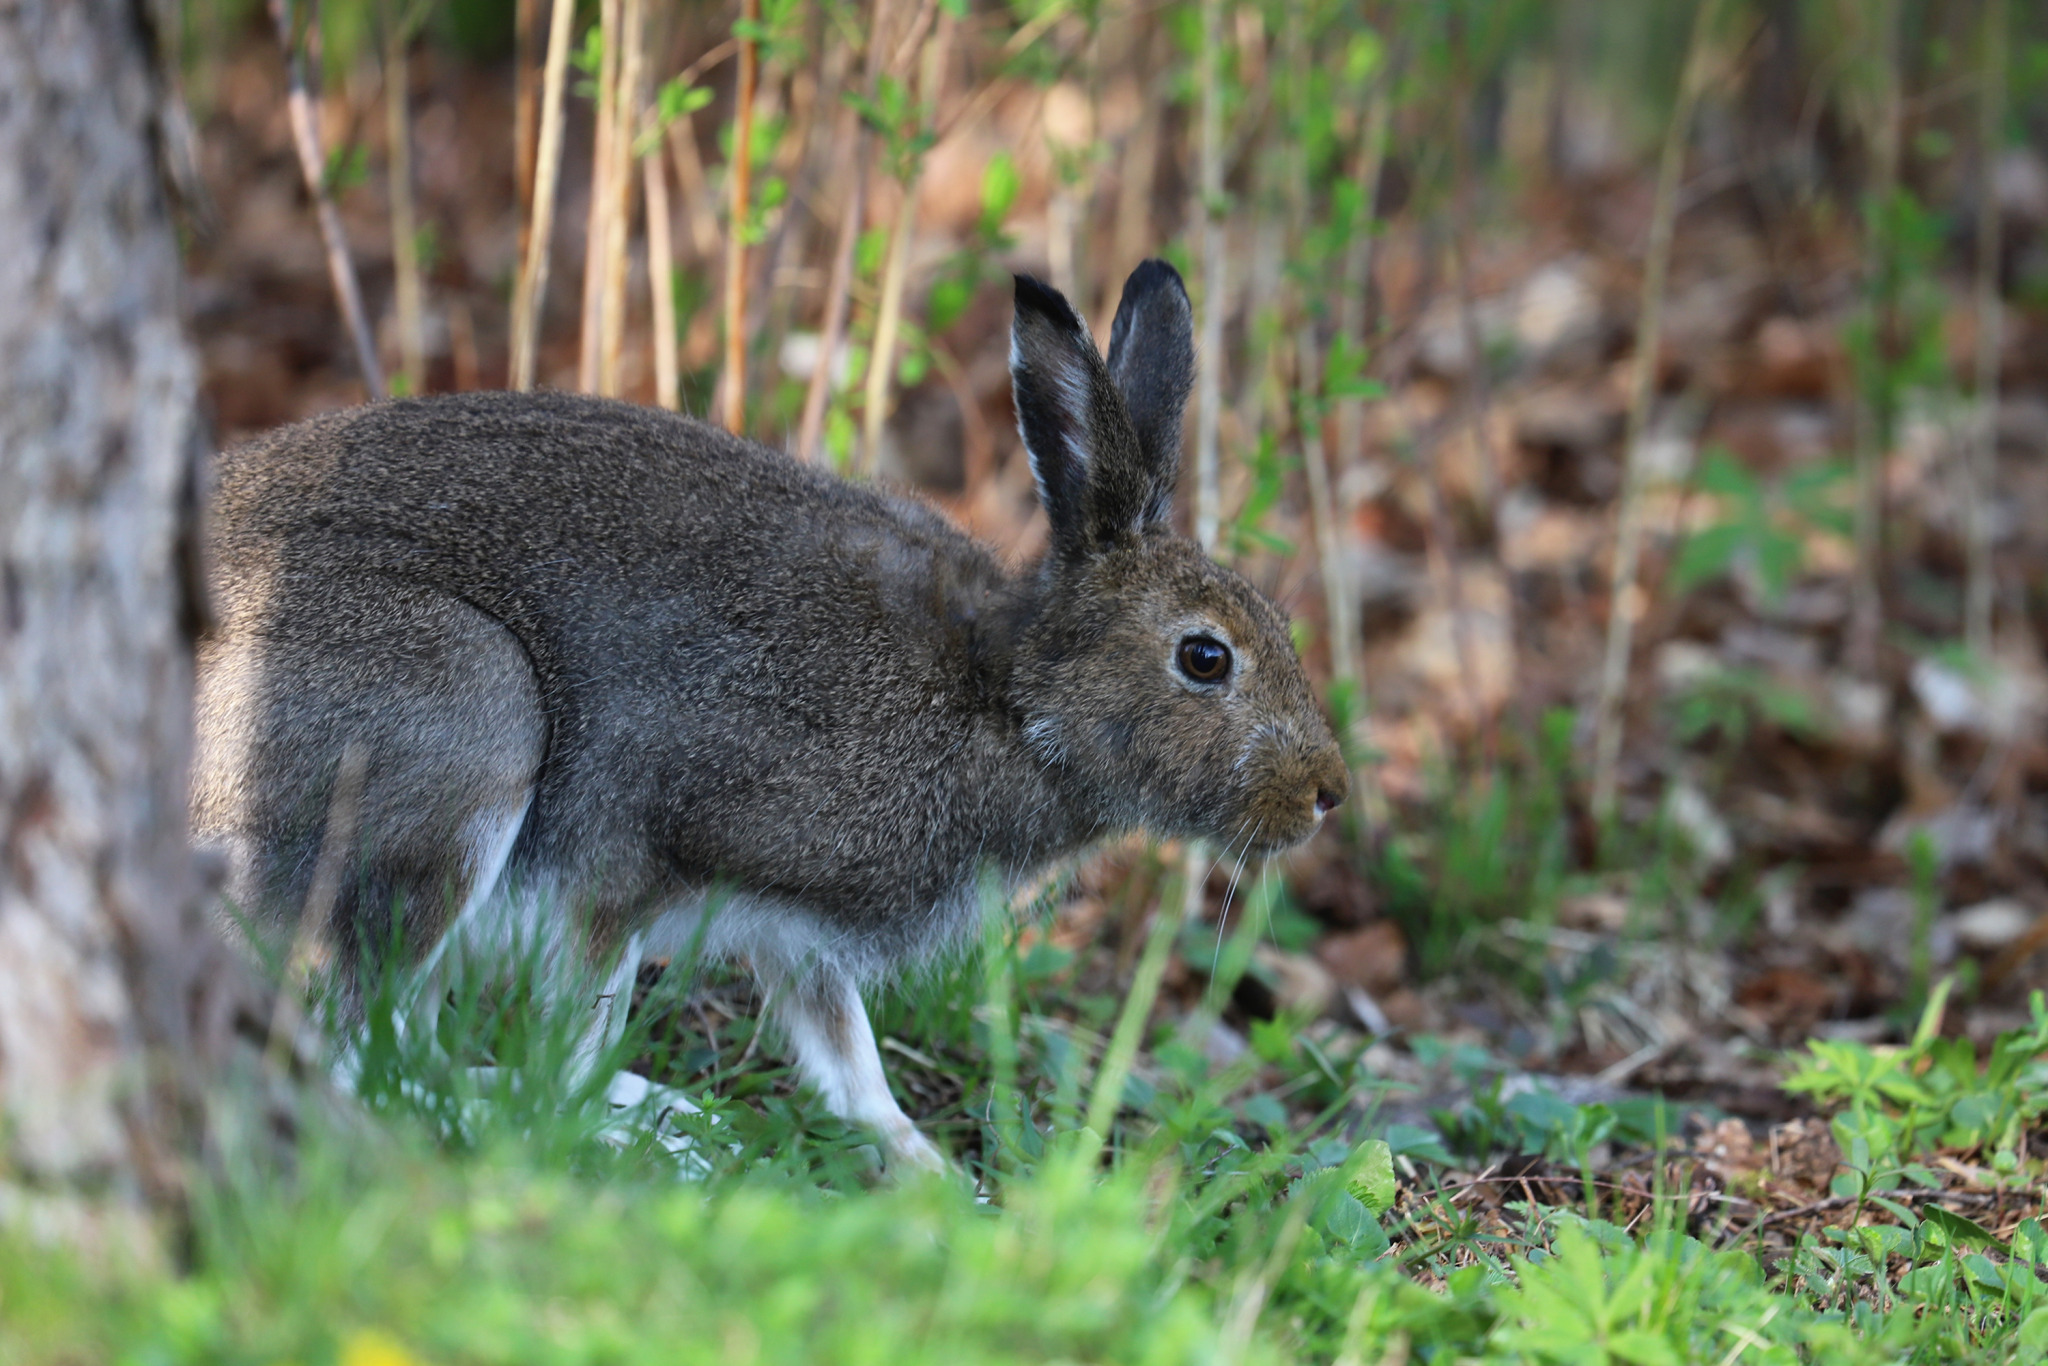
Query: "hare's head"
1007 261 1347 855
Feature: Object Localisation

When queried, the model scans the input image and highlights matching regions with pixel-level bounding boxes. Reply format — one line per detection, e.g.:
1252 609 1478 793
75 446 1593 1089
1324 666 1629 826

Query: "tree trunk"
0 0 237 1251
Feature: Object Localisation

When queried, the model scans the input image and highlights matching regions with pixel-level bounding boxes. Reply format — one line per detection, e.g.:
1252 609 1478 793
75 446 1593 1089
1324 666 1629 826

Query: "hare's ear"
1104 259 1194 527
1010 274 1157 557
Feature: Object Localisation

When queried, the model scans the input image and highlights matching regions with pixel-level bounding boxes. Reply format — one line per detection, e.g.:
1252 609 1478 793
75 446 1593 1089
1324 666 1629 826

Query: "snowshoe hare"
195 260 1347 1169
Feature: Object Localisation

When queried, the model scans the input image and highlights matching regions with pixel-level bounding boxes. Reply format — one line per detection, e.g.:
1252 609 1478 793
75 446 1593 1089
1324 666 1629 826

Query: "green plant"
1671 448 1855 605
1373 710 1579 980
1783 984 2048 1179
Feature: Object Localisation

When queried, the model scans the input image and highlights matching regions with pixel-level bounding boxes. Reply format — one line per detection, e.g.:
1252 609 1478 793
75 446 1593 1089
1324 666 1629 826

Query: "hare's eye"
1177 636 1231 684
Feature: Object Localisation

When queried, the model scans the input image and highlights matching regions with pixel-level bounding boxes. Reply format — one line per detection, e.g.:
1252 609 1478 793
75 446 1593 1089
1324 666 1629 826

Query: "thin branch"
514 0 541 236
1193 0 1224 551
659 37 741 268
1334 73 1390 474
1448 27 1514 756
720 0 760 433
1105 22 1165 332
795 140 865 460
1284 7 1350 693
1965 0 2006 657
269 0 385 399
644 114 680 410
1589 0 1722 820
382 0 425 393
857 10 952 475
508 0 577 389
796 0 892 462
598 0 645 397
1845 0 1902 675
578 0 622 392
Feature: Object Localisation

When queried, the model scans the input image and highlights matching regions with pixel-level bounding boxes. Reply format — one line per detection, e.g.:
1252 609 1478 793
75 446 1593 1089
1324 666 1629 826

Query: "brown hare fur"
193 261 1347 1169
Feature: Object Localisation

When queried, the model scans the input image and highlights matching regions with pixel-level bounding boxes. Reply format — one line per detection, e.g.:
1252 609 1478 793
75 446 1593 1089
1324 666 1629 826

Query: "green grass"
4 910 2045 1364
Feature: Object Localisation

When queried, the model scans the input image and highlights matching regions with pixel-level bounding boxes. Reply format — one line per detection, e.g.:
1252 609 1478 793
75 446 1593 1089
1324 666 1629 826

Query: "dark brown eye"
1177 635 1231 684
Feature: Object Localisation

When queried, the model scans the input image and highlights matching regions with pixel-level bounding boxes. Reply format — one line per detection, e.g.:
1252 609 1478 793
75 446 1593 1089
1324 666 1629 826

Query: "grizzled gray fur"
194 261 1347 1168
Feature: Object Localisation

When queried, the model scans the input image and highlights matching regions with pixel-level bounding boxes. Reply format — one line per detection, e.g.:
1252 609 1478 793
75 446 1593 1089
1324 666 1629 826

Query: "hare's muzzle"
1239 728 1348 851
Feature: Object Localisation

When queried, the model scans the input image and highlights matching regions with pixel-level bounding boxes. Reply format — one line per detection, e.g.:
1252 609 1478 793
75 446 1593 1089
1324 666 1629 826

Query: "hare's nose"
1315 787 1344 818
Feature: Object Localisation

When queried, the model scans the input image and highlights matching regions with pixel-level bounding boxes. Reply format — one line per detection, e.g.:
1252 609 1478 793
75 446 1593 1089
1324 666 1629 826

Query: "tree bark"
0 0 236 1251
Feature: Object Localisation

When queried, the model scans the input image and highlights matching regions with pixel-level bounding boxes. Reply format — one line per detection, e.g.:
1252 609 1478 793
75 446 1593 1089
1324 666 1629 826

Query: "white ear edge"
1008 330 1097 494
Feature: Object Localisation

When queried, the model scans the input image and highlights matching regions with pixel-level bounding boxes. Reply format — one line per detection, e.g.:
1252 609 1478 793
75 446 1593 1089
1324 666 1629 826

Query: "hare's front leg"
773 962 946 1173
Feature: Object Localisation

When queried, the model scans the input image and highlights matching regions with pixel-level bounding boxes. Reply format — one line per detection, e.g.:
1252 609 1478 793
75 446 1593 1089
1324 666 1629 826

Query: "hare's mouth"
1214 804 1318 857
1251 813 1323 854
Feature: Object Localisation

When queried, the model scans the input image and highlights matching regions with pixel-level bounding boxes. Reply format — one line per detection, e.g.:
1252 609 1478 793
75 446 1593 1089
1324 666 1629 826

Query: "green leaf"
1910 975 1955 1050
2021 1307 2048 1356
1607 1328 1682 1366
569 23 602 75
1347 1139 1397 1214
1247 1016 1295 1066
855 227 889 276
1920 1205 2004 1252
1343 31 1384 85
980 152 1020 226
1382 1123 1454 1168
1669 524 1745 593
321 142 369 194
2016 1218 2048 1264
1694 447 1756 498
1897 1261 1955 1300
926 276 974 335
1313 1189 1390 1261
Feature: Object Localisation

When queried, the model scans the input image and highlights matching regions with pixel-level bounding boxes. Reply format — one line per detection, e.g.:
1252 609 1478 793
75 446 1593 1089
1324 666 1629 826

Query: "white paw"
885 1123 950 1176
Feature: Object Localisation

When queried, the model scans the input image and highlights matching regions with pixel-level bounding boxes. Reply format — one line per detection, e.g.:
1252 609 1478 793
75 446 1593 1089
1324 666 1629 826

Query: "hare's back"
216 391 994 630
212 390 1006 792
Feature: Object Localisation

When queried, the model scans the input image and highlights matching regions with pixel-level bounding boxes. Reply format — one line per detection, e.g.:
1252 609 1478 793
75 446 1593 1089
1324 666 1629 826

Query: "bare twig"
1965 0 2007 657
508 0 577 389
269 0 385 399
795 127 867 460
644 112 679 410
382 0 426 393
578 0 622 392
796 0 892 462
1447 33 1514 756
1193 0 1225 550
667 115 721 264
857 10 952 475
1104 21 1164 334
1845 0 1902 676
1335 73 1391 474
744 25 842 354
514 0 541 241
1589 0 1721 820
719 0 760 433
659 37 739 268
1284 9 1352 694
598 0 645 397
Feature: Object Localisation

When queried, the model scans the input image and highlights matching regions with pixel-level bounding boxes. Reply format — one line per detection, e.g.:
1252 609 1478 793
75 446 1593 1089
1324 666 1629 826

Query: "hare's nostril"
1315 787 1343 817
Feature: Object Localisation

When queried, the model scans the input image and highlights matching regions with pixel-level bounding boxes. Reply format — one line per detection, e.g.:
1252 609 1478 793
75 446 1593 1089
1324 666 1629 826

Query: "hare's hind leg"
769 961 946 1173
194 575 545 998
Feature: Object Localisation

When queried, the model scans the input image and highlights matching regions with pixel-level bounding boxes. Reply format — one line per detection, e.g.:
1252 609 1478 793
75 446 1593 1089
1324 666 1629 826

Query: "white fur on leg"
566 930 646 1090
778 965 945 1172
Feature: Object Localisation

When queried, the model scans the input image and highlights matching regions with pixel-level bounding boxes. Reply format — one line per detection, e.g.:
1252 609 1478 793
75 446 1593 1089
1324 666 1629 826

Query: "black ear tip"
1126 258 1188 298
1013 273 1085 333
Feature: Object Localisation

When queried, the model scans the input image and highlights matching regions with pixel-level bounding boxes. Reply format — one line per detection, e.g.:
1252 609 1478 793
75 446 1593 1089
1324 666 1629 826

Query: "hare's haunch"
195 261 1347 1170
